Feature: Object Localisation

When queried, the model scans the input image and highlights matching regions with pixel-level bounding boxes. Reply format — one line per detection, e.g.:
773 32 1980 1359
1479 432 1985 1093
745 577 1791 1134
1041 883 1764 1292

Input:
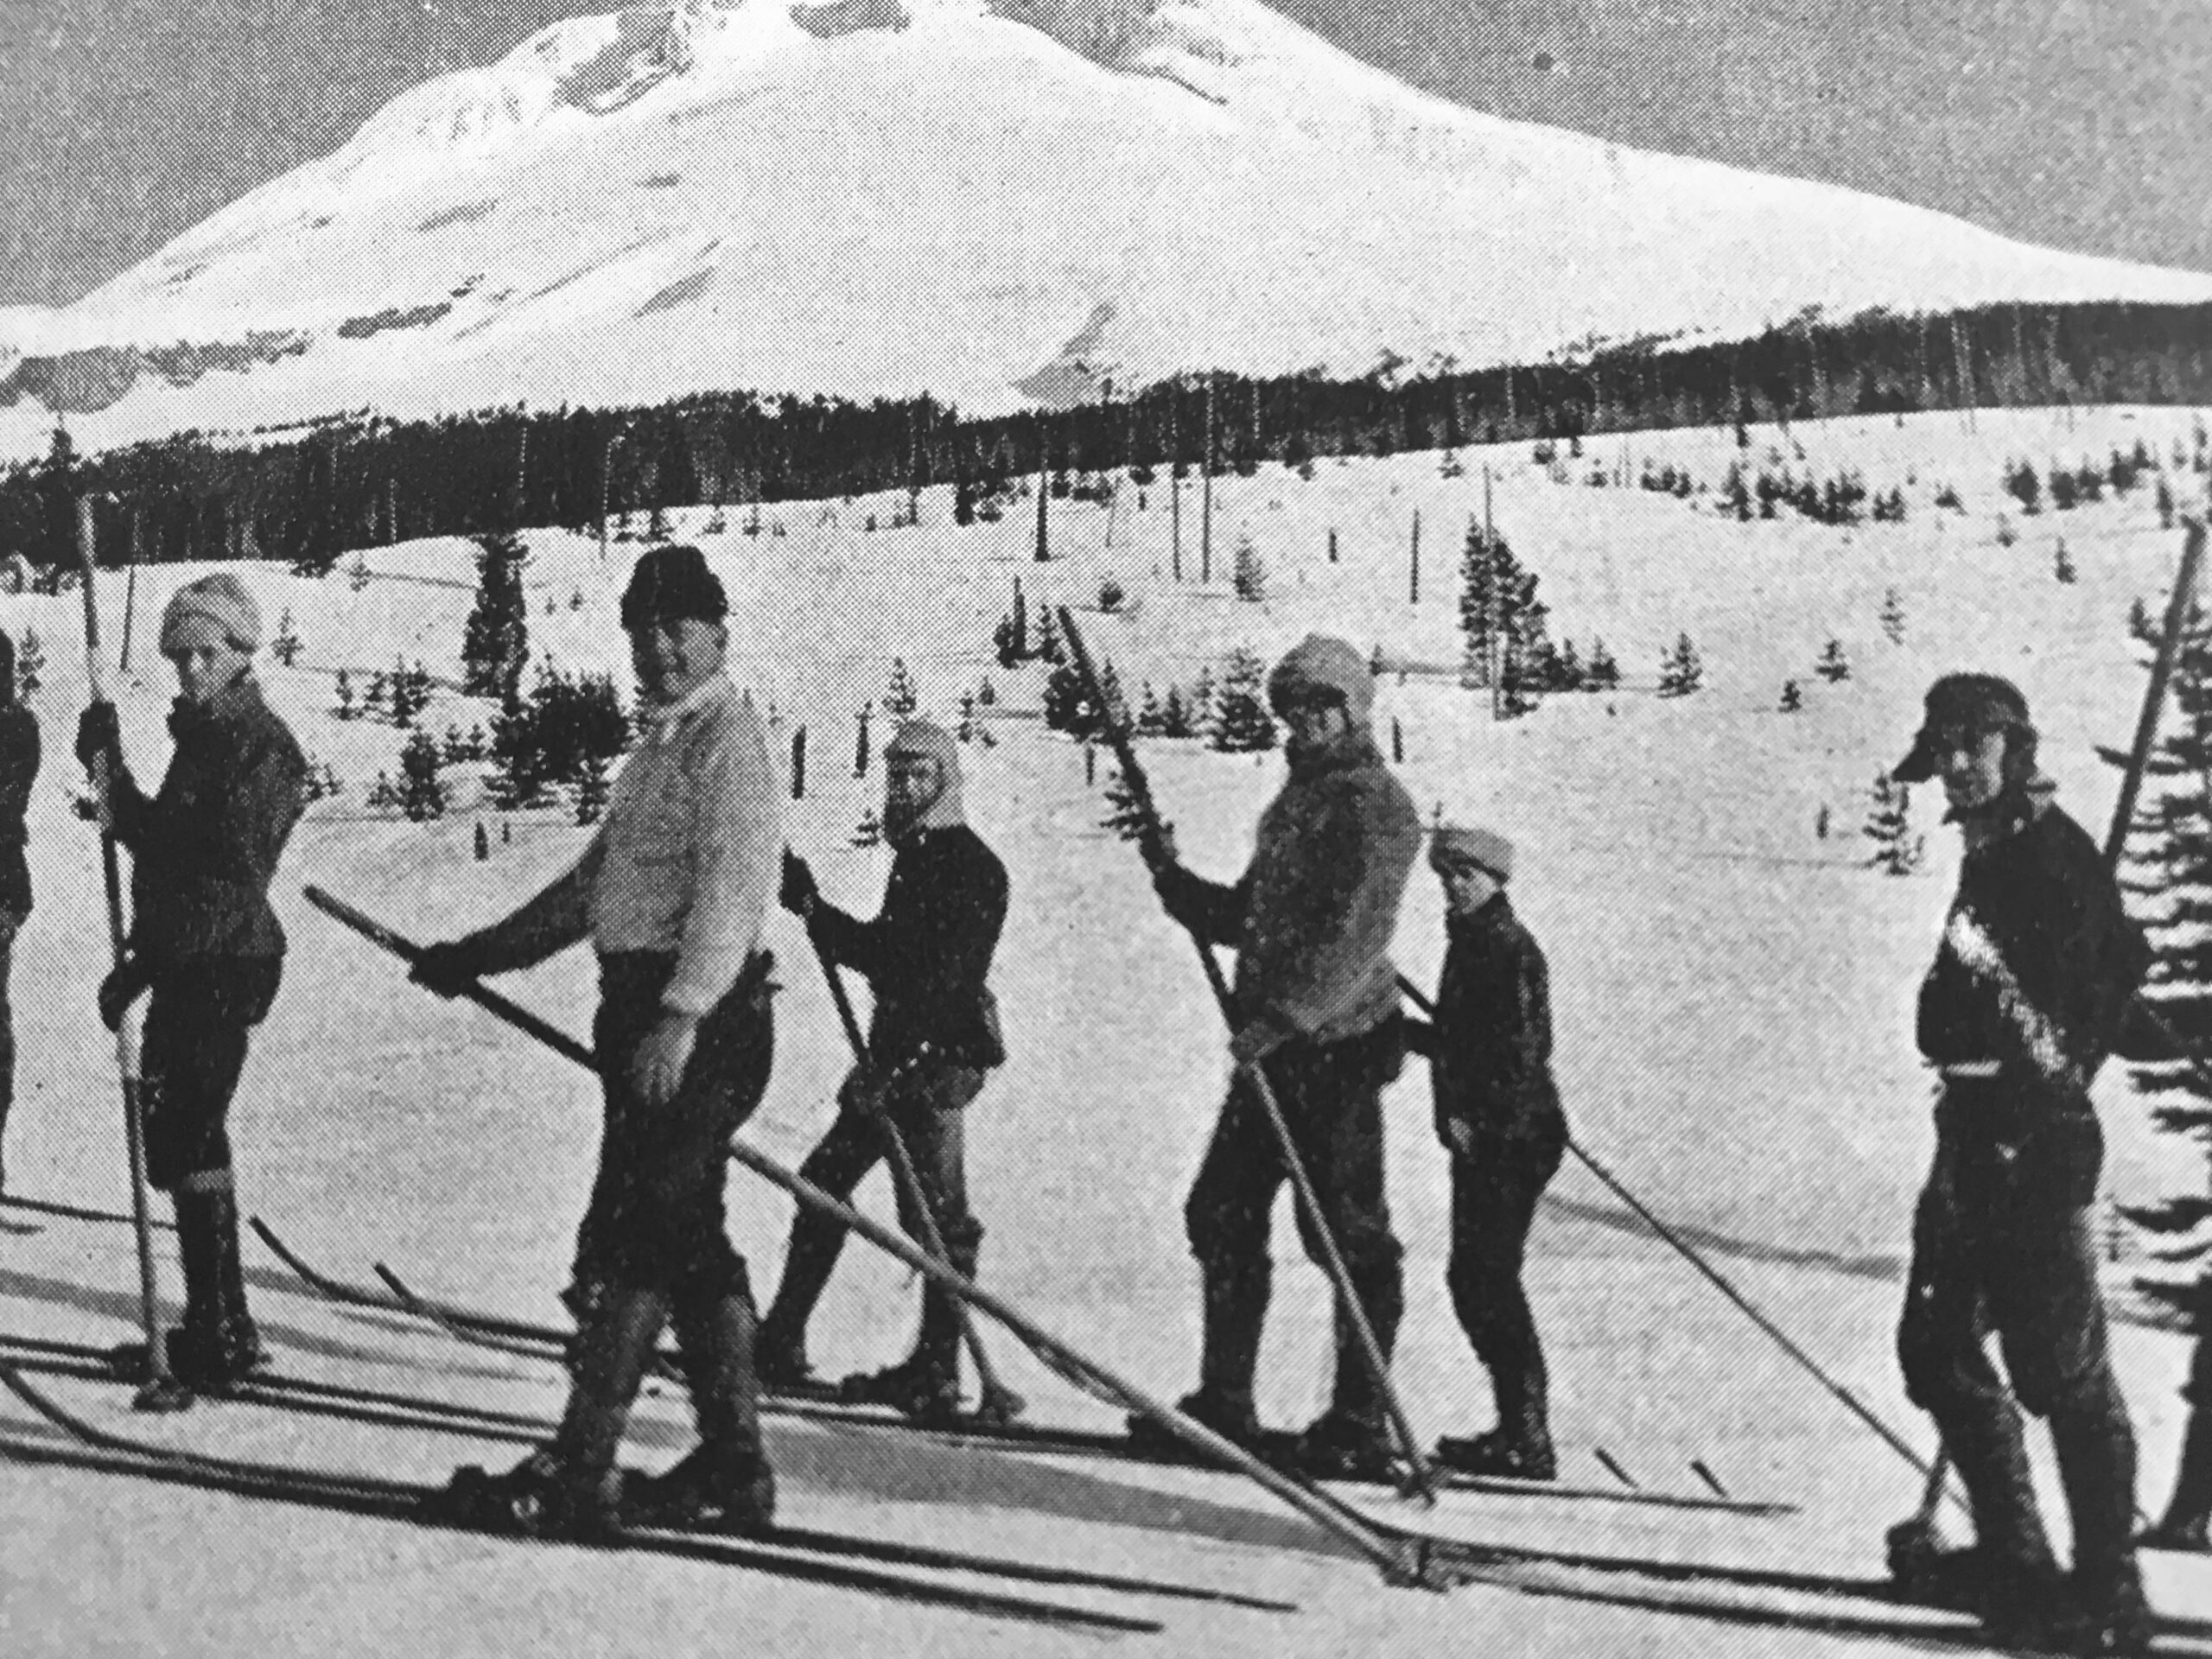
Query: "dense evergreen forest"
3 297 2207 573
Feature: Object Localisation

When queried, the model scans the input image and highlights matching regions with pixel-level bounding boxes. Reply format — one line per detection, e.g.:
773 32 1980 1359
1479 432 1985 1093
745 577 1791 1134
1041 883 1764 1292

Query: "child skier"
75 574 308 1391
1402 825 1566 1480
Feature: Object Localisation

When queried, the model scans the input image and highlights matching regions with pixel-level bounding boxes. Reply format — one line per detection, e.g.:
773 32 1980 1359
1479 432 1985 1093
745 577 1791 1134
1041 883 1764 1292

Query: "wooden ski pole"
302 885 1437 1585
796 894 1024 1423
75 498 187 1412
1057 607 1440 1505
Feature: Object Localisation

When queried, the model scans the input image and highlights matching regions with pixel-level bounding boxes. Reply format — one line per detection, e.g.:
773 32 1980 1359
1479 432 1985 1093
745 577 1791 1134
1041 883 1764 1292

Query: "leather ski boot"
1132 1259 1268 1452
753 1315 823 1398
1438 1363 1557 1480
1294 1405 1397 1482
1433 1427 1557 1482
1294 1289 1402 1481
439 1287 667 1540
842 1248 969 1422
840 1353 962 1423
2069 1560 2156 1658
171 1182 265 1393
626 1288 777 1534
111 1181 265 1392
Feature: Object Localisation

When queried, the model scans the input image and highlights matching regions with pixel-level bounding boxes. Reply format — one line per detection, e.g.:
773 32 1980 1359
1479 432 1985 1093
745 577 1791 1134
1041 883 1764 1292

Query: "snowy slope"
3 0 2209 460
8 406 2212 1655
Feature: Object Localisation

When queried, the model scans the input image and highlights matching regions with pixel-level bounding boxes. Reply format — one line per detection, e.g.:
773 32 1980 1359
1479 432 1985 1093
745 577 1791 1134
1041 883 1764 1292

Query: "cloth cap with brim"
161 573 260 652
1431 823 1514 881
1268 633 1375 726
1892 673 2035 783
620 544 728 632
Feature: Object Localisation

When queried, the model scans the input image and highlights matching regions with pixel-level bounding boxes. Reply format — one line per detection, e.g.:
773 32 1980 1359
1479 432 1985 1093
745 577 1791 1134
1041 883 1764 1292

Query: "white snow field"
7 405 2212 1655
3 0 2211 459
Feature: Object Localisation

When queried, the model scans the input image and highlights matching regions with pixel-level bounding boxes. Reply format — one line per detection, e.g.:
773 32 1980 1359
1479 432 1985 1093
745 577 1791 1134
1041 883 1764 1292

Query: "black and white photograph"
2 3 2210 1653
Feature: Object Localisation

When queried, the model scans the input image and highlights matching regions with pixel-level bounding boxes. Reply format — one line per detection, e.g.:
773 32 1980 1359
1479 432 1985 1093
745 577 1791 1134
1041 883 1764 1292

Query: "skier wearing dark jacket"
1888 672 2152 1656
766 720 1008 1421
0 631 38 1195
75 574 308 1392
1402 825 1567 1480
1139 633 1422 1478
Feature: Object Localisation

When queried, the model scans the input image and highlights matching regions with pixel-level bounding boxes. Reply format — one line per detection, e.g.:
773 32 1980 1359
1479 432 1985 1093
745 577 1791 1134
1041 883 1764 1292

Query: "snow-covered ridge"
2 0 2208 459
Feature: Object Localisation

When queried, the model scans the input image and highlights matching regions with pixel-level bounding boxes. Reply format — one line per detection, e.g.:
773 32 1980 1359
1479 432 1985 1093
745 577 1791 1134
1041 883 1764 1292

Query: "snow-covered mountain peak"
3 0 2208 458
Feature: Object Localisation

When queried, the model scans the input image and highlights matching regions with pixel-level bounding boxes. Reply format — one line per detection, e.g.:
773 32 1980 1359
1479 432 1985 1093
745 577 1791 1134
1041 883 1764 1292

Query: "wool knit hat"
620 544 728 632
161 573 260 652
1892 673 2036 783
1267 633 1375 726
1431 823 1514 881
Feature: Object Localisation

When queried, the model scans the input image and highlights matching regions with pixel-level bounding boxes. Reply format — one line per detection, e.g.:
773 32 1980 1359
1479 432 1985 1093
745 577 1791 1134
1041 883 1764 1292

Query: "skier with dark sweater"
766 720 1009 1421
0 631 38 1195
75 575 308 1391
1136 633 1422 1478
1888 672 2152 1655
1401 824 1566 1480
413 545 783 1538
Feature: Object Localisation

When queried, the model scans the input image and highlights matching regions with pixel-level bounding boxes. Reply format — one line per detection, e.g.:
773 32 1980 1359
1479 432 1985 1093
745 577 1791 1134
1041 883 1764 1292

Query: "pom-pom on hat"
161 573 261 652
1430 823 1514 881
620 544 728 632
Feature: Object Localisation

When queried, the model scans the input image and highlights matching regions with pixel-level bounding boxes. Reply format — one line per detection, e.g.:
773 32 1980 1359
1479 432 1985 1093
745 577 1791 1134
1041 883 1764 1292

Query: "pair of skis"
0 1357 1202 1636
233 1225 1785 1516
8 1337 2196 1654
298 883 1459 1586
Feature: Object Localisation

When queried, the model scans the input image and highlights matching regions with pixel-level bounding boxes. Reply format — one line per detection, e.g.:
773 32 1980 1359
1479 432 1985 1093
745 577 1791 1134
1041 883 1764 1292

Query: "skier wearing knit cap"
1137 632 1421 1478
1886 671 2152 1654
413 544 784 1538
74 572 308 1392
768 717 1009 1421
1402 824 1567 1480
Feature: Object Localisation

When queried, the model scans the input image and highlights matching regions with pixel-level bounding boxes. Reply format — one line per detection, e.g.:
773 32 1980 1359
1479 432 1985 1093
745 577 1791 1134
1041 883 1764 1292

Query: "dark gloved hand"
75 703 122 776
97 955 155 1033
410 939 486 999
779 849 819 917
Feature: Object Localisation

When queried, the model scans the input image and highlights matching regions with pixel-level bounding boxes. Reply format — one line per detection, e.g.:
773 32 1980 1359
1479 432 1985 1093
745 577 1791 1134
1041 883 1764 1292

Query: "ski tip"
1688 1459 1729 1499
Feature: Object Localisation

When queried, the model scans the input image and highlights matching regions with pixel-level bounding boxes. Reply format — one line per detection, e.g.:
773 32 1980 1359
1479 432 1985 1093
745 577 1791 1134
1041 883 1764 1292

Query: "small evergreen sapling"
397 730 447 822
1864 772 1923 875
2055 539 2078 585
1657 633 1703 697
271 609 303 667
1211 649 1278 753
1778 679 1803 713
15 630 41 700
885 658 920 720
1880 588 1906 645
1816 639 1851 683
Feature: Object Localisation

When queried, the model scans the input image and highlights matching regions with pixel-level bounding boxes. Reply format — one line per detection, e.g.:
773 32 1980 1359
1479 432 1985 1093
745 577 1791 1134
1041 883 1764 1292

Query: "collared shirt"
589 672 780 1015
